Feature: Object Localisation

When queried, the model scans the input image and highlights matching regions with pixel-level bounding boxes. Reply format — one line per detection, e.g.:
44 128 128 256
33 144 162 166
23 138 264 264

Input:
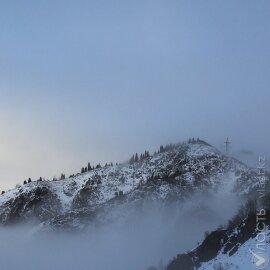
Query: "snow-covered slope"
0 140 265 229
166 193 270 270
199 230 270 270
168 226 270 270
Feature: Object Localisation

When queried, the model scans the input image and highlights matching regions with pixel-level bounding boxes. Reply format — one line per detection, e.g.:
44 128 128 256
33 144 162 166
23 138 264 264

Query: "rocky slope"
0 140 264 229
166 195 270 270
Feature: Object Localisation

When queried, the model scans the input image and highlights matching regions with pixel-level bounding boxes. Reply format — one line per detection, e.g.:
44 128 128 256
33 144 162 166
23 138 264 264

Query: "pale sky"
0 0 270 190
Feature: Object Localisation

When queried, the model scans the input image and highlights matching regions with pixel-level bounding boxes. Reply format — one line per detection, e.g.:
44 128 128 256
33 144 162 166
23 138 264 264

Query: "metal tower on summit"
225 137 231 156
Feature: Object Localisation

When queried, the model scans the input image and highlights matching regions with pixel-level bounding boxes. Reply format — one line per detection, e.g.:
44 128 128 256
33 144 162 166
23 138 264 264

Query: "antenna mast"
225 137 231 156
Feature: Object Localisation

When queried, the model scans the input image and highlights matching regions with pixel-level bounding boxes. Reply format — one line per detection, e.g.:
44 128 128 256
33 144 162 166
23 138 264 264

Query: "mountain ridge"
166 194 270 270
0 140 264 230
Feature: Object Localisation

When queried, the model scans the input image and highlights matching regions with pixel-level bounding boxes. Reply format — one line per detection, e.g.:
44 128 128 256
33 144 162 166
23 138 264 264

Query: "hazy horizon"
1 0 270 190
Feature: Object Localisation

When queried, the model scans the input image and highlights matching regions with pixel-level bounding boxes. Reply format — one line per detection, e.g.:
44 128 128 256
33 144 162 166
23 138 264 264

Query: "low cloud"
0 190 242 270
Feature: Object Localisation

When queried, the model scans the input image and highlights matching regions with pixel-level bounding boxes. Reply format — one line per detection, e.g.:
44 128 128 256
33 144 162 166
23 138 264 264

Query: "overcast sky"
0 0 269 190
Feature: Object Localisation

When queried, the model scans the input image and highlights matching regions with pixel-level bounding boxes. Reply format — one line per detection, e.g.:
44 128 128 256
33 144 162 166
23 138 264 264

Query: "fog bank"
0 191 242 270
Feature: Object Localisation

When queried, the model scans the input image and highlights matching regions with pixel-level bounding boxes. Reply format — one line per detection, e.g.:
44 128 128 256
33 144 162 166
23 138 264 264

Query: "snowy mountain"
166 195 270 270
199 230 270 270
0 140 266 231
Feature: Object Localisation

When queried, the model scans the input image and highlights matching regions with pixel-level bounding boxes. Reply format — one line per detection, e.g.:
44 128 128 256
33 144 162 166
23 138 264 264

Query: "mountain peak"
0 139 263 229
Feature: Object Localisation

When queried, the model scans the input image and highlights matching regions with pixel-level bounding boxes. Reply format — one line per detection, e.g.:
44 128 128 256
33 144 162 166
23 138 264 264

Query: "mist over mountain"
1 1 269 269
0 139 268 270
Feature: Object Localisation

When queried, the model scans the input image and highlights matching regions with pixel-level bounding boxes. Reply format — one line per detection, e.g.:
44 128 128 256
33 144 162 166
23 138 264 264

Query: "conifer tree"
130 154 135 164
87 162 91 171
